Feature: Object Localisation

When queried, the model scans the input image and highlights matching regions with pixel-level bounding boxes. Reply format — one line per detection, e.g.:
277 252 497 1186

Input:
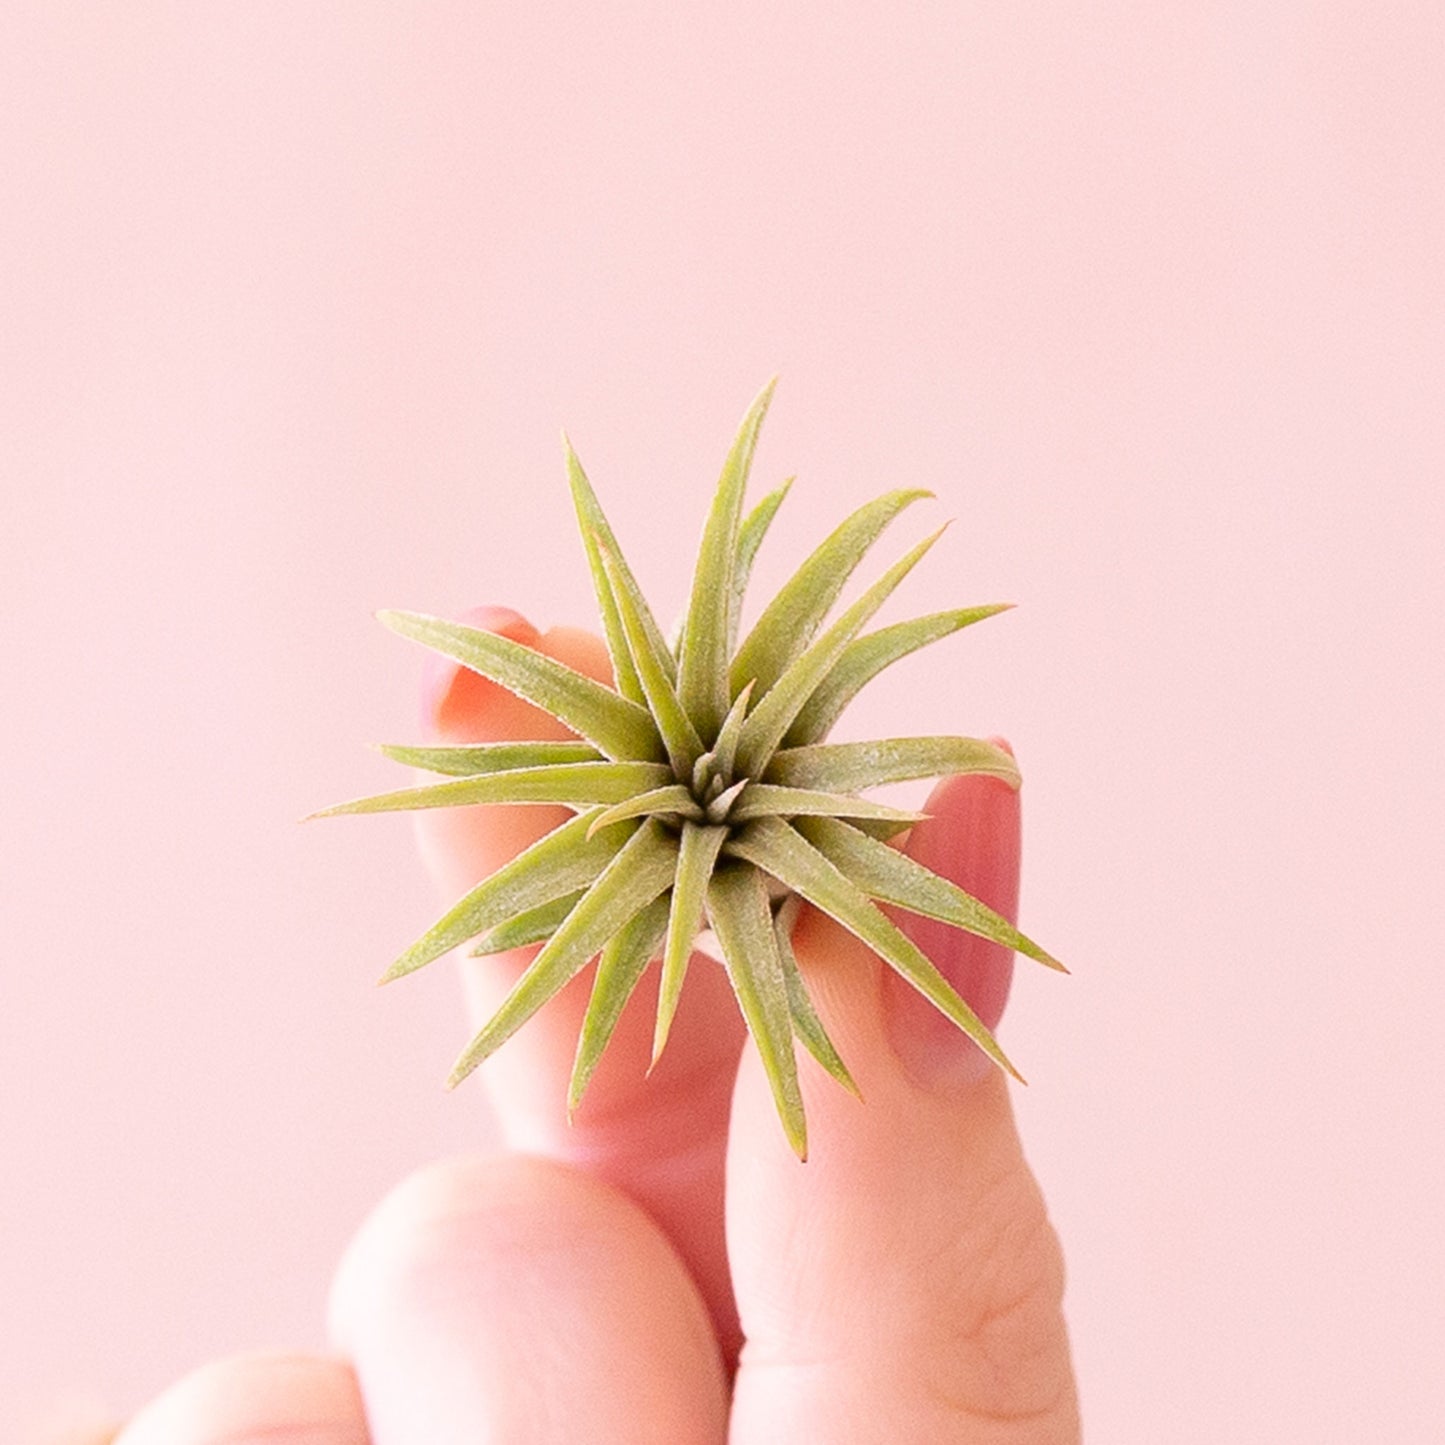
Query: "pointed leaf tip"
735 526 949 779
652 823 727 1067
597 541 703 775
775 897 861 1099
678 382 779 736
785 603 1015 747
377 610 662 762
569 893 670 1114
728 817 1024 1084
708 863 808 1156
731 485 936 701
448 819 677 1090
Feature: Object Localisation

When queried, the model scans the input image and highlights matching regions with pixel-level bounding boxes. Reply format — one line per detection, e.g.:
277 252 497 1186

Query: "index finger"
408 606 747 1362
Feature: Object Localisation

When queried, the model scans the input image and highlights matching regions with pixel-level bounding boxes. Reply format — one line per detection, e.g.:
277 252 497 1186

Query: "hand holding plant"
96 630 1078 1440
83 391 1079 1442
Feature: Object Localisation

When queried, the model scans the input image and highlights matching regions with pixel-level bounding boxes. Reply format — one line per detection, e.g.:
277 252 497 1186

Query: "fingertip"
418 605 541 739
901 765 1021 884
110 1354 365 1445
455 604 541 644
887 765 1022 1089
539 624 615 686
328 1155 727 1444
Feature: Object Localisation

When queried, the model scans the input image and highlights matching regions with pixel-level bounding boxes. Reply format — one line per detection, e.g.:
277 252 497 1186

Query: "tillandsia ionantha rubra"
315 380 1063 1158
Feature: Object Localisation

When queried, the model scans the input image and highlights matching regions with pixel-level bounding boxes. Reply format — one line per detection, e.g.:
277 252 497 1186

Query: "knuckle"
920 1167 1077 1434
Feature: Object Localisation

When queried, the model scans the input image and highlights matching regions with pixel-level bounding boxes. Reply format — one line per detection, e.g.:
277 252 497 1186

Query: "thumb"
726 758 1080 1443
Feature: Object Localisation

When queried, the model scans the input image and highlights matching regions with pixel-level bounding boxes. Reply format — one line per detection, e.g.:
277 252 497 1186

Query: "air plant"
316 381 1062 1157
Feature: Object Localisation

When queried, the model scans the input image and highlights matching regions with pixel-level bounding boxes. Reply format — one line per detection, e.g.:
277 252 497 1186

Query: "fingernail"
419 605 539 739
882 738 1021 1091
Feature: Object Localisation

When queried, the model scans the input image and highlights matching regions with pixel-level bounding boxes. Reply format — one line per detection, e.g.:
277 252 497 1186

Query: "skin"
71 607 1079 1444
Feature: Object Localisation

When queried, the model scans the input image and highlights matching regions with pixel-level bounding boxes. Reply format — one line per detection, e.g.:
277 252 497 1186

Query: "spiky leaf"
784 605 1013 747
794 815 1065 972
471 891 584 955
729 479 793 652
726 816 1023 1081
733 527 948 778
774 896 859 1096
731 487 931 700
653 822 728 1065
766 736 1020 793
381 809 634 982
727 785 926 827
677 379 775 736
565 436 674 702
448 819 678 1086
312 761 673 817
378 740 602 776
599 544 703 777
378 610 663 763
708 862 807 1159
588 786 704 832
710 681 754 782
569 894 671 1113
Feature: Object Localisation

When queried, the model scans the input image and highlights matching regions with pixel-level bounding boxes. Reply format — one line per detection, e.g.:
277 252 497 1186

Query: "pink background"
3 4 1442 1439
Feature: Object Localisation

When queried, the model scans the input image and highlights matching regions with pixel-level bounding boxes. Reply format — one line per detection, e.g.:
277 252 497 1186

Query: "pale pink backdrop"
3 4 1442 1440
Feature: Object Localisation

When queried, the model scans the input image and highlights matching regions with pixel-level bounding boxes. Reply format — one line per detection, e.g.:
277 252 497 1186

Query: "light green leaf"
380 810 634 982
728 784 926 827
599 545 703 776
587 785 703 834
707 861 808 1159
774 897 858 1096
470 891 584 955
652 823 728 1066
448 820 679 1087
733 527 947 779
731 488 932 700
848 816 920 842
785 605 1013 746
705 778 749 822
311 761 673 817
376 740 602 777
564 436 673 702
378 610 663 763
766 736 1020 793
568 894 671 1114
794 816 1065 972
726 817 1023 1082
711 681 754 783
677 379 776 737
729 478 793 653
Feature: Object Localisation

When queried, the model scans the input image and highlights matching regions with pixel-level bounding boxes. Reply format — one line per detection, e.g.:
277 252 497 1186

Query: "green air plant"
316 381 1063 1158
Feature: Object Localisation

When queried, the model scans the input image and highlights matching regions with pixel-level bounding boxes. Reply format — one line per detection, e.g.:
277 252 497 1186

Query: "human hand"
84 606 1079 1444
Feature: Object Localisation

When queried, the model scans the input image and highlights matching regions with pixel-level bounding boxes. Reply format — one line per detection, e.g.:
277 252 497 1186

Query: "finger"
728 762 1081 1443
110 1353 366 1444
409 606 746 1360
328 1154 727 1445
